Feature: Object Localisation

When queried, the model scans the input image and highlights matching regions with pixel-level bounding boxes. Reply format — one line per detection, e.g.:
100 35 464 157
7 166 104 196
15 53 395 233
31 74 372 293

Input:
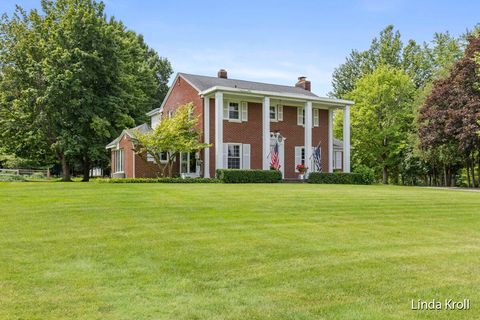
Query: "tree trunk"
443 164 447 187
466 161 471 188
82 156 91 182
477 154 480 188
382 166 388 184
60 154 71 182
471 156 476 188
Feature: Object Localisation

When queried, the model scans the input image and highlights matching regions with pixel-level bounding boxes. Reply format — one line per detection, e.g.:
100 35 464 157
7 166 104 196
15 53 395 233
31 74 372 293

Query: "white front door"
180 152 200 177
270 139 285 178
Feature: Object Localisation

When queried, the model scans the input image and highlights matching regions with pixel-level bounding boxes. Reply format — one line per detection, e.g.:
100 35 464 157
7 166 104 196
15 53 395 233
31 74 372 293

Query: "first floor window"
334 151 343 169
160 151 168 162
115 149 124 173
227 144 241 169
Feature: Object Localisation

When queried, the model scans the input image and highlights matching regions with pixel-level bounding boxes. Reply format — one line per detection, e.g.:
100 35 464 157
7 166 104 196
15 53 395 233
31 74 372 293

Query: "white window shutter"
223 102 229 120
241 102 248 122
242 144 250 169
295 146 302 172
278 105 283 121
223 143 228 168
297 107 304 126
313 109 319 127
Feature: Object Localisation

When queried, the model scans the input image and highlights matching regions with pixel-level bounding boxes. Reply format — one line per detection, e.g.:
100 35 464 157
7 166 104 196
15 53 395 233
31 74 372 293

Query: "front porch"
201 87 353 179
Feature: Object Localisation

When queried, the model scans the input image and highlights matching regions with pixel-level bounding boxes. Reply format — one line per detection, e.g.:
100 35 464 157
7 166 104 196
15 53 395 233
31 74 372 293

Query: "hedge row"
308 172 372 185
216 169 282 183
98 177 220 183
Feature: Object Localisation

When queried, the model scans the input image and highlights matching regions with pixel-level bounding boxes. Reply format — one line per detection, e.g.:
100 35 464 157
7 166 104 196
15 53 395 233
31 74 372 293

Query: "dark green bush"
308 172 372 185
353 165 376 184
216 169 282 183
98 177 219 183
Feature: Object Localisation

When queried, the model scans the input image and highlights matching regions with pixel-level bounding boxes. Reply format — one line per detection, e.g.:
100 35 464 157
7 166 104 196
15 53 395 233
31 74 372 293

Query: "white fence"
0 168 50 177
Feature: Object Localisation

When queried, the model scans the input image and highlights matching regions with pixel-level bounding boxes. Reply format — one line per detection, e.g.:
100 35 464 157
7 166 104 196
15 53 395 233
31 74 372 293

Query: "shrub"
97 177 219 183
0 174 25 182
216 169 282 183
353 165 376 185
308 172 372 185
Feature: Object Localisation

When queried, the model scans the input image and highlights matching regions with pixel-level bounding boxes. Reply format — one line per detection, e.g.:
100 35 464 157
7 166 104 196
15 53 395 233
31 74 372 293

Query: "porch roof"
106 123 151 149
179 73 353 106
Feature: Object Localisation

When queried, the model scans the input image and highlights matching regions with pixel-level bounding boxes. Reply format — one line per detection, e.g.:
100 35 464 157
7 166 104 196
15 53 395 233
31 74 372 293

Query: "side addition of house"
107 69 353 179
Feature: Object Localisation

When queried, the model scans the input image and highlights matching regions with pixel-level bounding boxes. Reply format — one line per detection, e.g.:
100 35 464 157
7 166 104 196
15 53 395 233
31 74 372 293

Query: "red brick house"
107 70 353 179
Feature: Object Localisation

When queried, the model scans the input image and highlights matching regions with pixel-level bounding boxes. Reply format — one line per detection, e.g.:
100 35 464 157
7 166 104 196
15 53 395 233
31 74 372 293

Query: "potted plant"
296 164 308 180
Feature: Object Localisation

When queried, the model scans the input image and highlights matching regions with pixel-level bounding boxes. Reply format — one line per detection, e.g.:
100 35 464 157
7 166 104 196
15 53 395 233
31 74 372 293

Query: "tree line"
332 25 480 187
0 0 172 181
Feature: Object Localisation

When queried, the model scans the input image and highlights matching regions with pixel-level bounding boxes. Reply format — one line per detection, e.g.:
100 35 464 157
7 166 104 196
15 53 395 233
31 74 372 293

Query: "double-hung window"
115 149 124 173
270 105 277 121
297 107 320 126
270 105 283 122
224 101 248 121
228 102 240 120
227 144 241 169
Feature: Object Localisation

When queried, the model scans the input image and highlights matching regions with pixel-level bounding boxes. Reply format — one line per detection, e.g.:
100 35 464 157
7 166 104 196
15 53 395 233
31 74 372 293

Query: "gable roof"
147 72 354 116
179 73 320 98
106 123 151 149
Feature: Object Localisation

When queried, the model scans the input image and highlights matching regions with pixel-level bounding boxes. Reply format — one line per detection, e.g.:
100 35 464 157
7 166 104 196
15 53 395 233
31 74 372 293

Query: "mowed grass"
0 183 479 320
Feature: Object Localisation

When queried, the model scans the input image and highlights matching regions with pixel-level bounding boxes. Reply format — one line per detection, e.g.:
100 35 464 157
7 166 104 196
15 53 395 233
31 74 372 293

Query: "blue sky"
1 1 479 95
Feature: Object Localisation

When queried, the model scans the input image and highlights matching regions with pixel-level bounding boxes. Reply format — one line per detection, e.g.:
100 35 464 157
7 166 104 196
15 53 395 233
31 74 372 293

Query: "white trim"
328 109 334 173
262 97 271 170
304 101 313 178
203 97 210 178
277 105 283 121
132 149 135 178
199 85 354 106
215 92 224 170
343 105 351 173
180 151 201 178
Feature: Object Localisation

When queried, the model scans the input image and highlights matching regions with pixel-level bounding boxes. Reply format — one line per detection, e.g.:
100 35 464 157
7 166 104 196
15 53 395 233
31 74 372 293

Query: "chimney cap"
298 76 307 81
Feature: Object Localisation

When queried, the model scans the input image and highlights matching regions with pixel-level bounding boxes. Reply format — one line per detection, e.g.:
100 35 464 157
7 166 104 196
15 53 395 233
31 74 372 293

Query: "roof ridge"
179 72 319 97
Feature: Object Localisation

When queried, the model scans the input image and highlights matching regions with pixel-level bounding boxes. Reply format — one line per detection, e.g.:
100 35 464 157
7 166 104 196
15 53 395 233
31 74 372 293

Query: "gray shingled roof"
106 123 152 149
179 73 319 98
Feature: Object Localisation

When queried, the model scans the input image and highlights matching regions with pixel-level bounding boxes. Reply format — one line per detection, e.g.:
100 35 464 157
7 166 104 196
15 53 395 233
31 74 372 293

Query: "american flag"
313 146 322 172
270 142 281 170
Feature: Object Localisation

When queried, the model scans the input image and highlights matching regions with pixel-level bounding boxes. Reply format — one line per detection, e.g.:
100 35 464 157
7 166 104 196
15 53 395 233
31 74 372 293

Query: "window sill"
226 119 242 123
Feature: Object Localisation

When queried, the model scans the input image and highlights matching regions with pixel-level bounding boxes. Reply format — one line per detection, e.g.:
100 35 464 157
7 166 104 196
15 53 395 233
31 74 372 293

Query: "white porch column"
215 92 224 170
343 104 351 173
304 101 313 177
328 108 334 173
203 96 210 178
262 97 271 170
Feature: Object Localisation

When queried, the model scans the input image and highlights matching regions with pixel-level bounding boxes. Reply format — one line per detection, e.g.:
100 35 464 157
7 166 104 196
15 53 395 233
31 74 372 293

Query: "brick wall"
207 101 331 179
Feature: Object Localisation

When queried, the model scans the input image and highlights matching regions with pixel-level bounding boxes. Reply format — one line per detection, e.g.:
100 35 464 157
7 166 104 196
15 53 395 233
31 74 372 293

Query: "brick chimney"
217 69 228 79
295 76 311 91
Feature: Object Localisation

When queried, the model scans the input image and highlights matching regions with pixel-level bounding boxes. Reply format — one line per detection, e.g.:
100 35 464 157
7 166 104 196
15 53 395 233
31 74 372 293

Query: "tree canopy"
0 0 172 181
133 103 210 177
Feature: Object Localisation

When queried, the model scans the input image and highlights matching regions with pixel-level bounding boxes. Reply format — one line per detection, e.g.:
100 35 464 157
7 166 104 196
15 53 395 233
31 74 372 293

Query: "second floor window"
228 102 240 120
223 101 248 122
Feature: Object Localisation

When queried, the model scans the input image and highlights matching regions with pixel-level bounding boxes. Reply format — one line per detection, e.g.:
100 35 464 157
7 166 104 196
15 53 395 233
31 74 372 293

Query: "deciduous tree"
132 103 210 177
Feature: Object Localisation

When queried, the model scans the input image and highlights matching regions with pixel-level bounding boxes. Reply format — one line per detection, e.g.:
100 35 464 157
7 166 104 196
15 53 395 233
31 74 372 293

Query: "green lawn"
1 183 479 319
